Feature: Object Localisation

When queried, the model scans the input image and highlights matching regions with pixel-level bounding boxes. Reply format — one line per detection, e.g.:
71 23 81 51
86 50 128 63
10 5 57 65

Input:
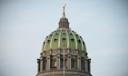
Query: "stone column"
63 54 66 70
88 59 91 73
40 59 43 72
57 55 60 70
85 59 88 72
37 59 40 73
67 54 71 70
47 56 50 71
77 56 81 71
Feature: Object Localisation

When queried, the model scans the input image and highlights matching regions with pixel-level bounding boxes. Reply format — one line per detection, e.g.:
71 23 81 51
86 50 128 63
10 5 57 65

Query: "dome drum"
42 48 87 57
37 49 91 76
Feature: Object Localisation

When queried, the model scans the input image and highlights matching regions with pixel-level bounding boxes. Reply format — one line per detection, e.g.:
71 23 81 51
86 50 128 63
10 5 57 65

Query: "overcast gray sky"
0 0 128 76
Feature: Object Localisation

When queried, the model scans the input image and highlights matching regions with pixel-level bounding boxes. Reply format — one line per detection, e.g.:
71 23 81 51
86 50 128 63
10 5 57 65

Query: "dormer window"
70 38 74 42
62 38 66 41
54 38 58 42
47 40 50 43
70 33 72 36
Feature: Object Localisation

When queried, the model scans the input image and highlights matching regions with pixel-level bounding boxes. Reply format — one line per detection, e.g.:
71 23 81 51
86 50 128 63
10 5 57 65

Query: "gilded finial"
62 4 66 17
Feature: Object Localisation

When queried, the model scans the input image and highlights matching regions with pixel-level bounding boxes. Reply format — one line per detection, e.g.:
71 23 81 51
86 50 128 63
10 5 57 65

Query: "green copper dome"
42 28 86 52
42 6 86 53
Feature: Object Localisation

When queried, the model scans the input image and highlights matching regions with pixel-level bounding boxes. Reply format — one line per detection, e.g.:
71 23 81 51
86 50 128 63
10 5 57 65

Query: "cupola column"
46 56 50 71
88 59 91 73
57 54 60 70
40 59 43 72
85 59 88 72
77 56 81 71
37 59 40 73
67 54 71 70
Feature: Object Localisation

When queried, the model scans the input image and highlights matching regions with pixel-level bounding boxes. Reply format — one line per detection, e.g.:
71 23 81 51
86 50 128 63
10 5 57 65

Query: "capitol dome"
42 23 86 54
36 6 92 76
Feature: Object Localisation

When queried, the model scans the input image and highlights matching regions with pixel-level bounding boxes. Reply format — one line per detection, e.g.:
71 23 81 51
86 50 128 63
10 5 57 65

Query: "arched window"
87 59 91 73
37 59 40 72
47 40 50 43
70 38 74 42
50 56 57 69
81 57 85 71
60 55 67 69
60 55 63 69
71 57 77 69
54 38 58 42
43 57 47 70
